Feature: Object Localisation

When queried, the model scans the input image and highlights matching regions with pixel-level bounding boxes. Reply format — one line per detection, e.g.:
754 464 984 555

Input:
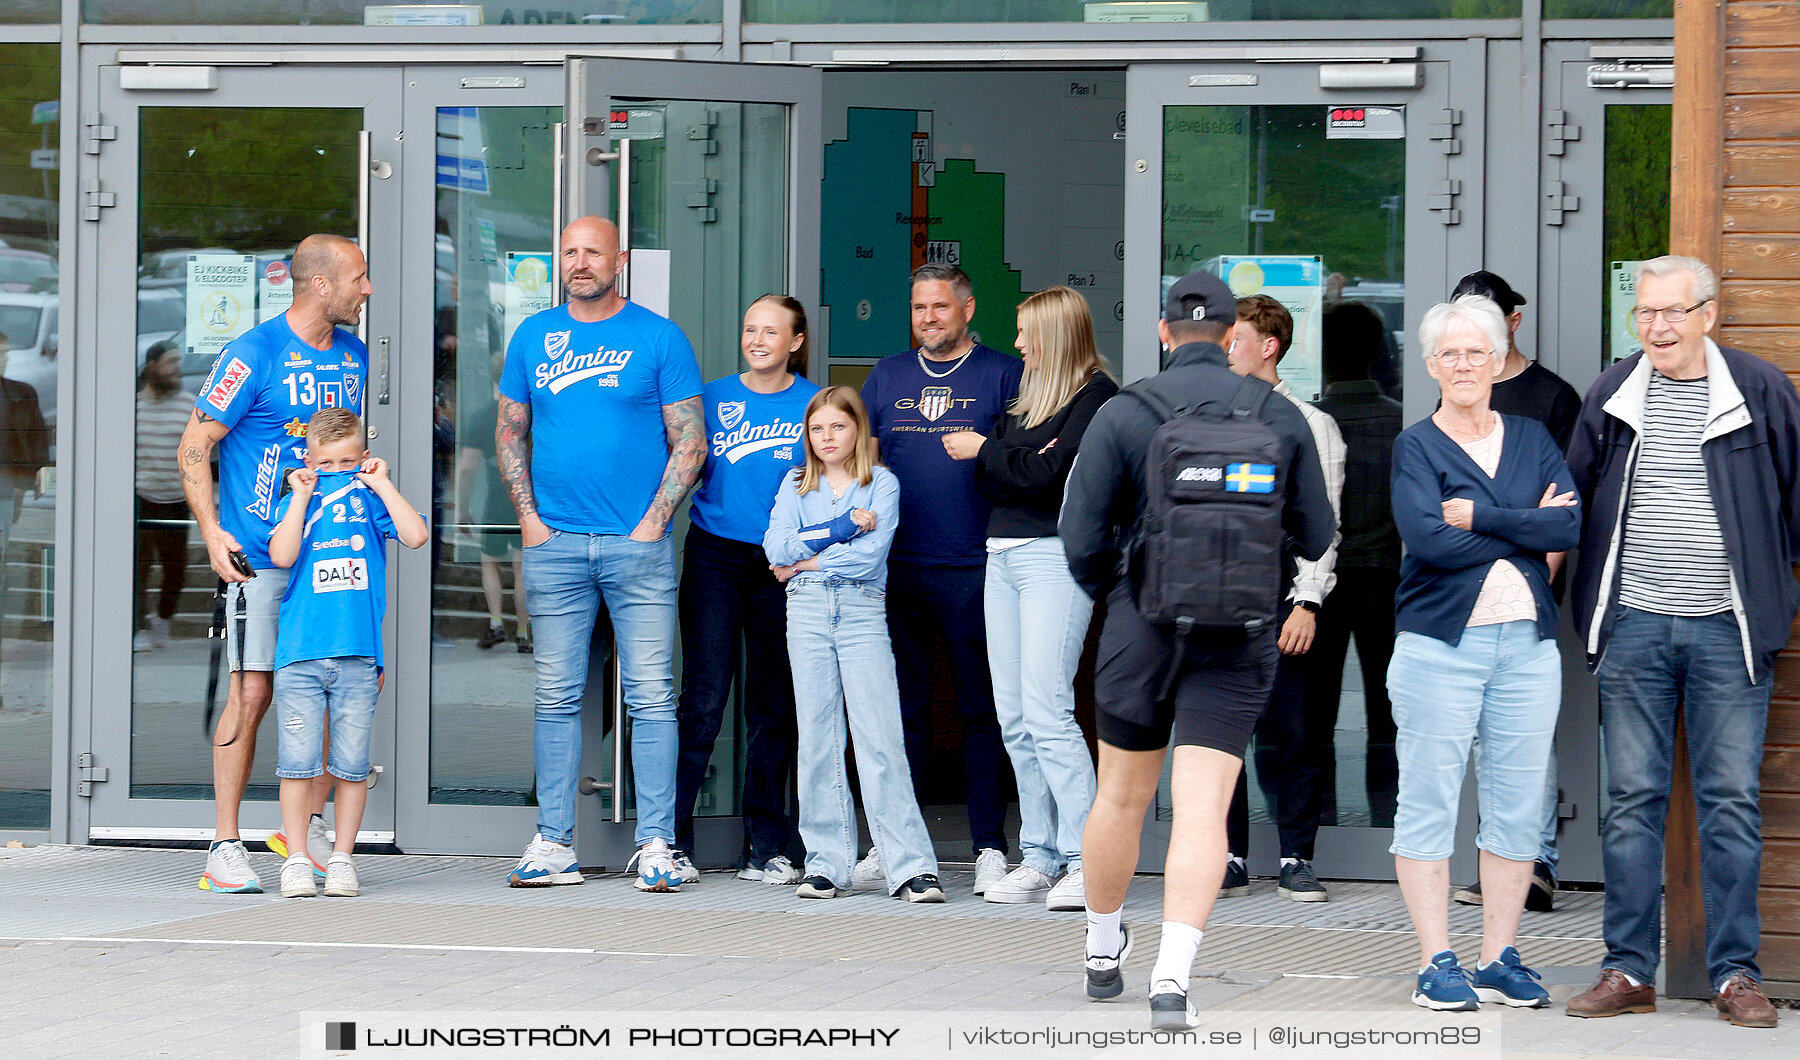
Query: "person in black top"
1446 269 1578 912
941 286 1119 912
1061 271 1334 1029
1311 302 1405 829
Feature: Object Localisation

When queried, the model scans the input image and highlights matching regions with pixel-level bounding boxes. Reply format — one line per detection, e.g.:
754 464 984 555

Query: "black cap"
1451 270 1527 314
1163 270 1237 325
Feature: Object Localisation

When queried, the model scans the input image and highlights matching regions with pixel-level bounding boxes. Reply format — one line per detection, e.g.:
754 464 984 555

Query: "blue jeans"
786 579 938 893
1387 621 1561 862
984 538 1095 875
1598 607 1772 987
523 530 678 848
274 656 378 782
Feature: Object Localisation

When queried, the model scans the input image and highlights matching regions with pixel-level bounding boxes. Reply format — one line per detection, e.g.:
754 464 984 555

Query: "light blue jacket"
764 466 901 589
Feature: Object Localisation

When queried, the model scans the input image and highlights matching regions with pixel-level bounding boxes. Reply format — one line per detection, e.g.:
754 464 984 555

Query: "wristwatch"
1295 600 1321 614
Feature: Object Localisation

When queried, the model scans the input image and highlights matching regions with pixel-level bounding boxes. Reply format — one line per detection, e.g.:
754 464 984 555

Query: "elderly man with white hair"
1565 255 1800 1029
1385 295 1580 1013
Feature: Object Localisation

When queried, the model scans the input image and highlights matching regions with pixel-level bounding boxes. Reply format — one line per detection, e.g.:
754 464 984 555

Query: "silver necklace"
917 348 972 379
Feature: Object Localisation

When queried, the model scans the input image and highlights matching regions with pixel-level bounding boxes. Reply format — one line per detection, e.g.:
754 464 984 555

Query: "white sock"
1085 906 1124 958
1150 921 1204 993
1228 855 1245 868
1621 971 1643 988
1280 857 1299 868
488 617 504 628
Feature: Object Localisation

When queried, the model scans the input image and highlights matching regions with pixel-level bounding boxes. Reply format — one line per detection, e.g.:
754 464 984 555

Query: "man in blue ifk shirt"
496 215 706 893
179 234 371 895
267 408 428 900
860 263 1023 896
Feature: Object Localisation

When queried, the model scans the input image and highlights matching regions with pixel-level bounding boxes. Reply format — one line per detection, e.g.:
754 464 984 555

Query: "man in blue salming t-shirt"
179 233 370 895
860 263 1023 896
497 215 705 892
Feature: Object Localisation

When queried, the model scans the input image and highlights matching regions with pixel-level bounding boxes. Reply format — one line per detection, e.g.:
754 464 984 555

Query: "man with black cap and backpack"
1061 270 1334 1030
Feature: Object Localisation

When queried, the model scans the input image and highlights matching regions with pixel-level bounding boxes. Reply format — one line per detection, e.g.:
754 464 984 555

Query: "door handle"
376 335 390 406
583 134 633 298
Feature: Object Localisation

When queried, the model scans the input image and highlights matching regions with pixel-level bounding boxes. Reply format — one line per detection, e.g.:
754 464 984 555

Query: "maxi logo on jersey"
534 331 635 394
205 357 253 414
712 419 804 464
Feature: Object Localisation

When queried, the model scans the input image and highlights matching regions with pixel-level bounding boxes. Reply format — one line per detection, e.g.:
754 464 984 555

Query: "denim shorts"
223 566 291 673
274 656 379 782
1386 621 1560 862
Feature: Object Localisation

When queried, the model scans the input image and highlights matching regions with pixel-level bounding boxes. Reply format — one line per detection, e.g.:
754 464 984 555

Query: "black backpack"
1128 374 1290 635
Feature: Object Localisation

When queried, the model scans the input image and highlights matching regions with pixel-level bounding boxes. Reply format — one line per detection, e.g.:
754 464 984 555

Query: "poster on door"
504 252 552 348
258 258 294 323
1210 254 1325 401
1610 260 1641 366
185 254 258 360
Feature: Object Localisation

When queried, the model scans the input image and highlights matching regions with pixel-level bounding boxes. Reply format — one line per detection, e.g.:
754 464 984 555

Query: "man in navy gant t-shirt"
860 263 1022 893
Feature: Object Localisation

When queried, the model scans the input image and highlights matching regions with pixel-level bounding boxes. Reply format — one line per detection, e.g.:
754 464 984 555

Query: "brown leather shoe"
1713 973 1778 1028
1566 969 1657 1018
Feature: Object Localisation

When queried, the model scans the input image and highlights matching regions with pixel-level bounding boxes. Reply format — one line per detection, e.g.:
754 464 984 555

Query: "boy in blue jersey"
267 408 428 898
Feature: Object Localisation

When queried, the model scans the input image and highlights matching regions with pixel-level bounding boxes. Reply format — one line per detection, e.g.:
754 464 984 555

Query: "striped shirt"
1617 372 1732 616
135 389 194 504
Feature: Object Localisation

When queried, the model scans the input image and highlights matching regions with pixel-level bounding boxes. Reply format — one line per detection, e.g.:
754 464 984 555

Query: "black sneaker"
796 874 841 899
1219 859 1249 898
1452 880 1482 905
516 637 534 654
477 625 507 649
1149 978 1200 1030
1276 860 1329 903
896 873 944 903
1525 860 1556 912
1085 924 1133 1001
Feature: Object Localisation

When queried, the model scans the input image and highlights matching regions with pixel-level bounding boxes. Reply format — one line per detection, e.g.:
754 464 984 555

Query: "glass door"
1123 49 1477 880
1537 43 1672 886
562 57 822 869
83 62 404 843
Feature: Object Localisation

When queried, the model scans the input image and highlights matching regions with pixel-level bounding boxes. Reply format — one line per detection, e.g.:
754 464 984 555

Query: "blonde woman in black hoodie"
942 285 1119 911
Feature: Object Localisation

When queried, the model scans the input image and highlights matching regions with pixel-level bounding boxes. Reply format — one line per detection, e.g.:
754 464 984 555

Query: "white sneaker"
267 814 331 876
1046 865 1086 911
850 848 885 891
629 838 683 892
149 615 171 648
280 853 317 898
322 852 359 897
198 839 262 894
984 864 1056 904
132 628 154 652
757 855 801 885
973 847 1008 896
506 833 582 887
669 849 701 884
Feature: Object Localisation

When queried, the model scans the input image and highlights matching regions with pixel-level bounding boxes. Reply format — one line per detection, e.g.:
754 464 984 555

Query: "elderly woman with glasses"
1386 295 1582 1013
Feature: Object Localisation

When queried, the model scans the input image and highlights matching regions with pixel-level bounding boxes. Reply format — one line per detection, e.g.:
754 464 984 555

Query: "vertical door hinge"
1428 179 1462 226
1428 107 1462 155
82 180 117 221
1545 108 1582 157
1544 179 1581 226
685 177 719 223
83 111 117 155
77 753 109 797
686 108 719 155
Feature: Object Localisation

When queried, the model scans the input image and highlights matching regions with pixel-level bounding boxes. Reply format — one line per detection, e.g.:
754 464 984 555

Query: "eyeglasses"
1432 348 1492 368
1632 299 1710 325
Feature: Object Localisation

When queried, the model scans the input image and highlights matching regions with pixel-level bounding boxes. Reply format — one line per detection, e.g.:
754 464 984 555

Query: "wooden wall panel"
1763 887 1800 935
1726 145 1800 187
1733 328 1800 370
1723 190 1800 231
1765 753 1800 796
1726 97 1800 141
1726 1 1800 46
1721 235 1800 279
1718 281 1800 325
1725 47 1800 94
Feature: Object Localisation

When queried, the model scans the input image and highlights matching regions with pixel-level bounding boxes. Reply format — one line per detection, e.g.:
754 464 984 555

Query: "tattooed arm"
178 409 250 582
495 395 550 547
630 396 706 542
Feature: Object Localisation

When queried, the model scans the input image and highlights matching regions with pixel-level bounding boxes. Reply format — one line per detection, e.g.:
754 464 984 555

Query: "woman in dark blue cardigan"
1387 295 1581 1014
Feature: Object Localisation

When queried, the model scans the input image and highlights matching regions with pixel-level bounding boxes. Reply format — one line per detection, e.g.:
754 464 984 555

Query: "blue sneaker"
628 838 683 893
1412 950 1479 1011
1473 946 1550 1008
507 833 583 887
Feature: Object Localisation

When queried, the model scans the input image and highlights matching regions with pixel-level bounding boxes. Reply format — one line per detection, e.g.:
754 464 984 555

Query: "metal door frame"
77 57 405 843
1123 43 1485 880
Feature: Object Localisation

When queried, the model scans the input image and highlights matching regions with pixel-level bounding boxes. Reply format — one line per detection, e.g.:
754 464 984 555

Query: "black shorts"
1093 583 1279 757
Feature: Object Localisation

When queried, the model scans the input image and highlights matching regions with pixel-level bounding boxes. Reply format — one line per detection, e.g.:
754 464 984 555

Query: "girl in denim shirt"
764 386 943 902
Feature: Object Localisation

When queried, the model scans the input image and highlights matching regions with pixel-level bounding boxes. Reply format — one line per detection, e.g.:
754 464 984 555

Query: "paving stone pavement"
1 845 1794 1059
